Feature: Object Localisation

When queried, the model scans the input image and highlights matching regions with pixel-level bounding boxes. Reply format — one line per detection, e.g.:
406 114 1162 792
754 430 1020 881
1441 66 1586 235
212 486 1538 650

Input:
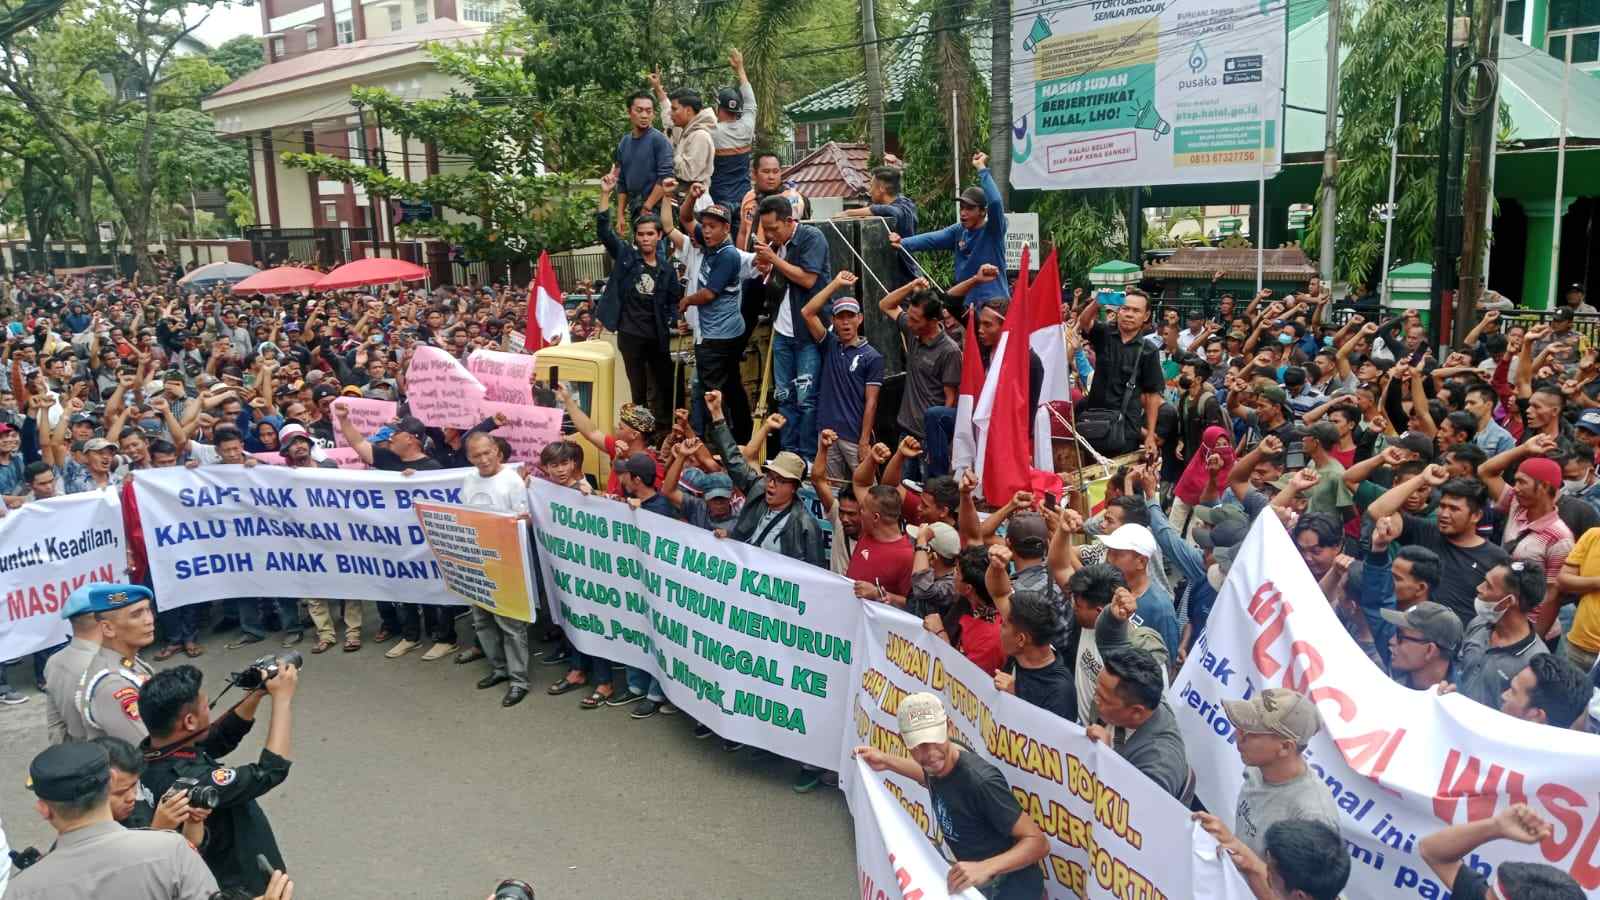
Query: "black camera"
233 651 303 690
167 776 220 810
9 846 41 871
493 879 535 900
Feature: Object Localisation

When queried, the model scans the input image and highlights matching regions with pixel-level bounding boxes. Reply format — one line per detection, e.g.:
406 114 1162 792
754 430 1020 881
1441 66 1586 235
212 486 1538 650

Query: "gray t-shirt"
1234 767 1343 857
896 311 961 439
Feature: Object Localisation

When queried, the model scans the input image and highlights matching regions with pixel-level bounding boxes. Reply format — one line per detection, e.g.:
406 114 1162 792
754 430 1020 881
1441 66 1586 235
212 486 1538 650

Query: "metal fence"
244 227 372 269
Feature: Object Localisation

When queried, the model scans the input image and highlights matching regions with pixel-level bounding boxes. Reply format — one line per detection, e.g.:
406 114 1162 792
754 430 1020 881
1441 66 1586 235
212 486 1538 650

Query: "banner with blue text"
527 479 858 769
133 467 470 609
1173 513 1600 899
0 492 126 660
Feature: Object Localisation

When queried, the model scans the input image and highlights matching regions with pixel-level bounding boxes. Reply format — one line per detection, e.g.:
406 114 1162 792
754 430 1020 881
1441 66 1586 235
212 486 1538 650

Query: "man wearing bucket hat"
1222 687 1342 857
704 389 825 568
855 692 1048 897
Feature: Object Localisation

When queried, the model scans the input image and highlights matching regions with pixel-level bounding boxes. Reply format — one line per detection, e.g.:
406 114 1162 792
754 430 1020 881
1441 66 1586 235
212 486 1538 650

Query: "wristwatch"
915 544 931 553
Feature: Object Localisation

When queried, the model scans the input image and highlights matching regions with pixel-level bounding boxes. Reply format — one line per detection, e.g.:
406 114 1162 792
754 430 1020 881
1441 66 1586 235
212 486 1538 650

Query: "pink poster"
405 346 487 429
467 349 535 405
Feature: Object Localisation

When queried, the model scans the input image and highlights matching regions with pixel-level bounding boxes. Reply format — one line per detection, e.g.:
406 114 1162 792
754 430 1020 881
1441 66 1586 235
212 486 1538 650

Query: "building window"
335 15 354 44
414 0 427 23
1504 0 1526 34
1550 0 1600 31
1549 27 1600 63
461 0 505 23
387 5 402 30
304 28 318 50
322 202 339 224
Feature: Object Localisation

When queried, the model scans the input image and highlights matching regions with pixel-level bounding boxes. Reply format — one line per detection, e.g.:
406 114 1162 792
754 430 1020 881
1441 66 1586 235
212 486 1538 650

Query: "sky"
187 2 264 49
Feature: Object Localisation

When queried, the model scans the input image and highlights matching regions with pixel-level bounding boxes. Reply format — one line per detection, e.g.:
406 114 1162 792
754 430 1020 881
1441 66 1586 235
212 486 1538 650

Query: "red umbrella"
314 258 428 291
230 266 324 295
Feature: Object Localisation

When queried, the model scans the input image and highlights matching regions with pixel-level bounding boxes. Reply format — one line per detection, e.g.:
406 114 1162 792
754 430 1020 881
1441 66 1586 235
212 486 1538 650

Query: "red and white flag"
957 246 1033 500
1026 251 1072 472
524 251 568 350
950 306 984 475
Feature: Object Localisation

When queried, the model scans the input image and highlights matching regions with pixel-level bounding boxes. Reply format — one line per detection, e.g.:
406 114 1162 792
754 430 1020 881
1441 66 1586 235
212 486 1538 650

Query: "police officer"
43 584 106 743
74 584 158 743
5 742 218 900
139 659 297 895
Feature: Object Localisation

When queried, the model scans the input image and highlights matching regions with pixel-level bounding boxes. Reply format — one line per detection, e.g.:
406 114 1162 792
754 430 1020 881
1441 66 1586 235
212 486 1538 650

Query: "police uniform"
6 743 218 900
44 636 101 743
72 585 157 744
141 709 291 894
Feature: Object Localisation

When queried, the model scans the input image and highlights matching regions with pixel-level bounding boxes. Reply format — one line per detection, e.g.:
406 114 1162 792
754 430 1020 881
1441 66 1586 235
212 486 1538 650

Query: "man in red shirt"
846 484 915 607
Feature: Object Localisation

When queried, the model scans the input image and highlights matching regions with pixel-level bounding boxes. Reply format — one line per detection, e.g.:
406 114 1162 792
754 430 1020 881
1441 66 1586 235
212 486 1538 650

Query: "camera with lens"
493 879 535 900
167 776 220 810
232 650 303 690
9 846 42 871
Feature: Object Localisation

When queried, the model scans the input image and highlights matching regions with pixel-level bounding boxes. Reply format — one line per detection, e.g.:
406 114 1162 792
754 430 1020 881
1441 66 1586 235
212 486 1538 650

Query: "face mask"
1277 333 1294 345
1474 597 1506 624
1178 375 1194 390
1563 478 1590 497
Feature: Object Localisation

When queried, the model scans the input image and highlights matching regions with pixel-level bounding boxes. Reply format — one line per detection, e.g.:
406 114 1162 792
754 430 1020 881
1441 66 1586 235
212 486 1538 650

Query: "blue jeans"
239 598 303 639
924 405 957 477
627 666 665 702
568 651 614 685
771 332 820 455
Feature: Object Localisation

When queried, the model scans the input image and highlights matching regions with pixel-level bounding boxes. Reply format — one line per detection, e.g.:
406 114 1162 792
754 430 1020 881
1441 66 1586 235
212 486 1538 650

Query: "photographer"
137 659 297 895
6 742 218 900
93 736 208 846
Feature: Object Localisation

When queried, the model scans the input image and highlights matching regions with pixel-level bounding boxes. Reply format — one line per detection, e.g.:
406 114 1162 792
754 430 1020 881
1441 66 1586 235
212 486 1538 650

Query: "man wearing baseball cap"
1222 688 1342 857
707 49 756 211
890 152 1009 307
1098 524 1179 653
683 200 753 440
803 269 884 481
1379 601 1462 690
855 692 1048 897
1481 442 1573 635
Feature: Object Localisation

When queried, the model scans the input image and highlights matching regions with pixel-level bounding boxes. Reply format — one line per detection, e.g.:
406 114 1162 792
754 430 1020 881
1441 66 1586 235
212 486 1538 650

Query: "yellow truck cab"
534 340 618 488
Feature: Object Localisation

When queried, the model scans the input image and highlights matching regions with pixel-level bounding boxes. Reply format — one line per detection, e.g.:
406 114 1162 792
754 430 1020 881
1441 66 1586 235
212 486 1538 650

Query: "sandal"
154 644 182 661
578 688 613 710
547 678 585 696
311 639 335 654
343 636 362 652
372 627 394 643
183 643 204 658
225 634 265 650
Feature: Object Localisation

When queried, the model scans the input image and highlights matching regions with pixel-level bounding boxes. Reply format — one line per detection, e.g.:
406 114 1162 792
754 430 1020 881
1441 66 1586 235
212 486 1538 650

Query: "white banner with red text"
1173 512 1600 898
0 492 126 659
132 466 470 609
845 602 1251 899
526 479 857 770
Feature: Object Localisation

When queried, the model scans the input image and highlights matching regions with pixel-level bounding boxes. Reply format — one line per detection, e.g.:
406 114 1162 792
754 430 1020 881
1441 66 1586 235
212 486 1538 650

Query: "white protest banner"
467 348 535 405
480 401 562 463
528 479 858 769
1172 513 1600 898
405 345 486 429
253 448 368 469
0 492 125 660
1009 0 1284 190
847 756 983 900
332 397 397 447
133 466 470 610
845 603 1250 899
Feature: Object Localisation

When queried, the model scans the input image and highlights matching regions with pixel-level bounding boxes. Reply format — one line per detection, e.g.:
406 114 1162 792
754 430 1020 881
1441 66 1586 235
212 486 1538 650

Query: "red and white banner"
1174 513 1600 897
525 251 569 350
0 492 126 660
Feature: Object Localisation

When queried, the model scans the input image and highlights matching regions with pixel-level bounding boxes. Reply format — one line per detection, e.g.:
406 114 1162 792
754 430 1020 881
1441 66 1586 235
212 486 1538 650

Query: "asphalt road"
0 607 854 899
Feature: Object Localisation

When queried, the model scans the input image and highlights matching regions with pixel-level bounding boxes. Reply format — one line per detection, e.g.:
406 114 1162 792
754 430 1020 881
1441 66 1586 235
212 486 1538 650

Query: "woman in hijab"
1169 425 1234 539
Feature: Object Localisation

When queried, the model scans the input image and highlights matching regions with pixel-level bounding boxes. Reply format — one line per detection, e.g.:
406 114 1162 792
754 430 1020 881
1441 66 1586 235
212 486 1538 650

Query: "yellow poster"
414 502 537 622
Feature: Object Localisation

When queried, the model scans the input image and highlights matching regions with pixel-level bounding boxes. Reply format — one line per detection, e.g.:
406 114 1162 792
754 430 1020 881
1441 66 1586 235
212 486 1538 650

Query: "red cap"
1520 456 1562 490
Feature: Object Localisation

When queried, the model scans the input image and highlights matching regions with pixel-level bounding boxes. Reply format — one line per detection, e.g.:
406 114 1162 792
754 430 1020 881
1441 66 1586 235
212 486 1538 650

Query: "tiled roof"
785 13 992 121
782 142 872 199
1144 247 1317 281
209 19 482 99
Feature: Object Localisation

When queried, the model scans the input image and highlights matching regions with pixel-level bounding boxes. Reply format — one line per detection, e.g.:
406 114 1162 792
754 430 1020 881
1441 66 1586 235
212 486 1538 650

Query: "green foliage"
282 28 594 264
1017 189 1127 287
1306 0 1507 284
224 184 254 230
209 34 265 82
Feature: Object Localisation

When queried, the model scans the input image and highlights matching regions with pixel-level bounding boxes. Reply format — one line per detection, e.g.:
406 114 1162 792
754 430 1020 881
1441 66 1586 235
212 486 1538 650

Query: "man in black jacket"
704 389 826 568
138 661 297 895
596 171 683 427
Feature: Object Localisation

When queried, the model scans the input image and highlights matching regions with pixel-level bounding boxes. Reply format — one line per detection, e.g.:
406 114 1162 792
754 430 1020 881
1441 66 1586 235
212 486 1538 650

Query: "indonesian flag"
964 245 1032 501
950 306 984 475
1027 251 1072 471
525 250 568 350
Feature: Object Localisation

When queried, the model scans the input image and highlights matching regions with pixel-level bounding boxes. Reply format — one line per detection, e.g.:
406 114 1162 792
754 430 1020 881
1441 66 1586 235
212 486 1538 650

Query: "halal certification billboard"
1009 0 1286 190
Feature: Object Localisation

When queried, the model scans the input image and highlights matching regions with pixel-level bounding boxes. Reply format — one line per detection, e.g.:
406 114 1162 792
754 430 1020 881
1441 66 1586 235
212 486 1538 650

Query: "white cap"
897 692 948 749
905 522 961 558
1100 523 1157 559
277 423 313 446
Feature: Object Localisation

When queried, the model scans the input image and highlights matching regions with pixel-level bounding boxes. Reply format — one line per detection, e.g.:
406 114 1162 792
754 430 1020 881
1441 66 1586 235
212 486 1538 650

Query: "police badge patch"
211 768 237 786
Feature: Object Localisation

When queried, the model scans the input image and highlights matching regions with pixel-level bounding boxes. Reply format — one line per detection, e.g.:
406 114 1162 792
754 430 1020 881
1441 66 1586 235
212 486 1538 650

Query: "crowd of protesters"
2 48 1598 900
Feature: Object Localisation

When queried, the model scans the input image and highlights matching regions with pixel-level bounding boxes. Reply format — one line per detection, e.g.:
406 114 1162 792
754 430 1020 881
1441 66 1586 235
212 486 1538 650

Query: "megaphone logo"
1132 101 1171 141
1023 14 1054 53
